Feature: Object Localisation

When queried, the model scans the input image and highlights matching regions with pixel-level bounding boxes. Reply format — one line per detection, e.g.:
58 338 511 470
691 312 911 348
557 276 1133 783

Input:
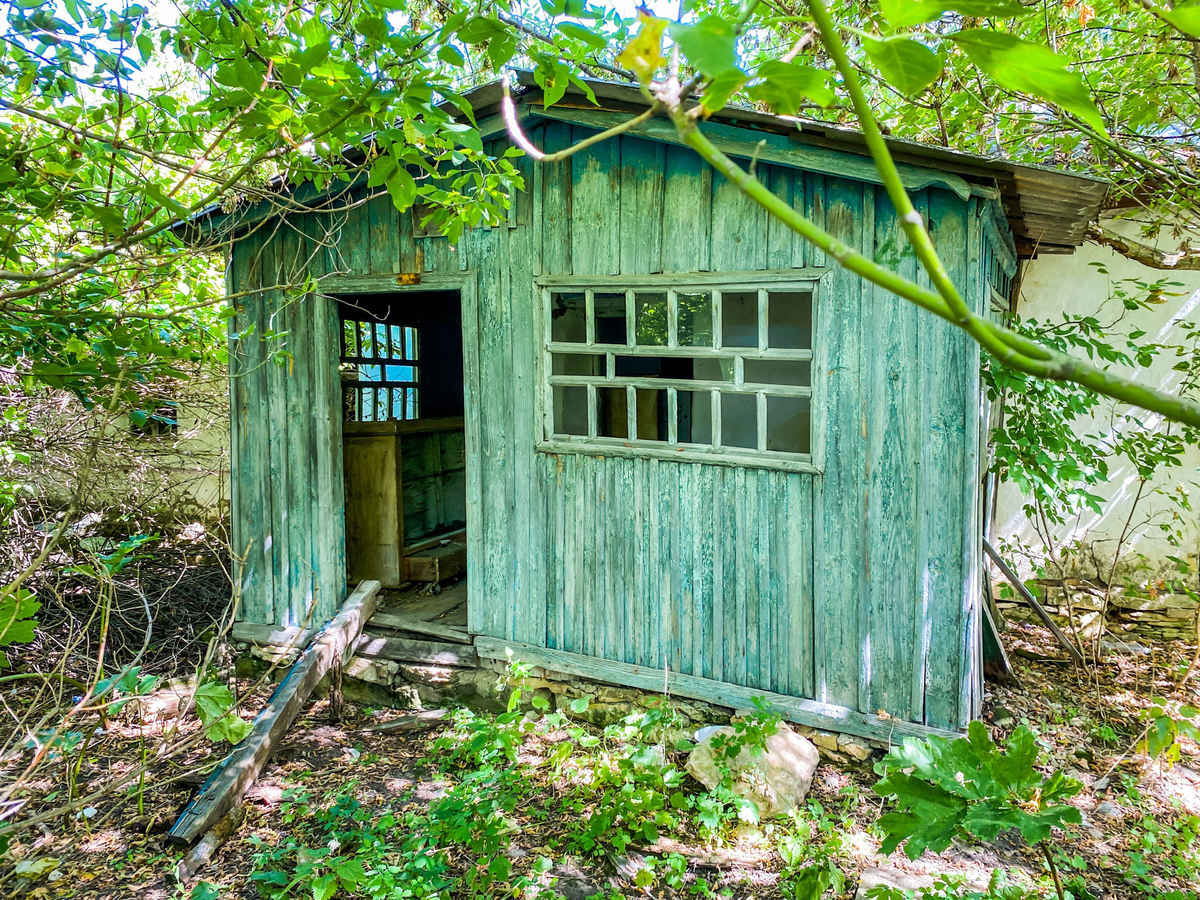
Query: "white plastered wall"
994 214 1200 577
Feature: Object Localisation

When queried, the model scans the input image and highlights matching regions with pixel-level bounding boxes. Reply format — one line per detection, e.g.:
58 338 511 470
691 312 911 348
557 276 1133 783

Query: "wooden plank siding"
227 119 997 733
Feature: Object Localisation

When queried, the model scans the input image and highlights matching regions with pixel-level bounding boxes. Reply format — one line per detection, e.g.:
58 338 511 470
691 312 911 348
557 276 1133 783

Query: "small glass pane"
678 292 712 347
720 392 757 449
594 293 627 345
552 353 603 376
768 291 813 349
692 357 735 383
743 359 810 386
767 396 810 453
635 293 668 346
721 291 758 348
635 388 668 442
554 385 588 435
407 326 419 360
385 364 416 383
389 325 403 359
360 322 375 358
375 323 388 359
343 320 357 356
598 387 628 438
551 293 587 343
676 390 712 445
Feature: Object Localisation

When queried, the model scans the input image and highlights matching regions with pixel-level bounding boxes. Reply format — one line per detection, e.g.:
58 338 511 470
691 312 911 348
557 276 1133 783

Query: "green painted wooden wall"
227 112 1014 732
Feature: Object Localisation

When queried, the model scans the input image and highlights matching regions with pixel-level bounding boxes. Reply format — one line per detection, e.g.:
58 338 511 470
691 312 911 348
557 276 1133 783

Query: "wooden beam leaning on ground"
168 580 383 845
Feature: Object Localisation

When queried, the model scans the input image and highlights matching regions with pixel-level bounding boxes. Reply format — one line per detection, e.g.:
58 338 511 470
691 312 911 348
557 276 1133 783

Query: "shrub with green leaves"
873 724 1081 863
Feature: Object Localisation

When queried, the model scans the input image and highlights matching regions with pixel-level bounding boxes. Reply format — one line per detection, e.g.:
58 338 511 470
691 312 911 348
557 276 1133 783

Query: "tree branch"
1087 223 1200 270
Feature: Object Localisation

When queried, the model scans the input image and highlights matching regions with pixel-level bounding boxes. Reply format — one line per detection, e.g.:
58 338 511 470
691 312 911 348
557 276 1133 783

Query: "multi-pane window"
543 282 815 463
340 317 419 422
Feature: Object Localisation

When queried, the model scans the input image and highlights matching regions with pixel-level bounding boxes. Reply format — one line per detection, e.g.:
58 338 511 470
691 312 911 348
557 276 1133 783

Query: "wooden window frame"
339 316 421 423
535 272 825 474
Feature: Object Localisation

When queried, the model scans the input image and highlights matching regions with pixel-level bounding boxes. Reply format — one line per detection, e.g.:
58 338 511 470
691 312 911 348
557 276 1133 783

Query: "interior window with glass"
544 282 815 463
340 316 420 422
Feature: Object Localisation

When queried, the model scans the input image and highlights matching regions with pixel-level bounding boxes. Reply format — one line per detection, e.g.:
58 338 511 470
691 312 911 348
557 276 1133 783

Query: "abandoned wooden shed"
198 75 1107 742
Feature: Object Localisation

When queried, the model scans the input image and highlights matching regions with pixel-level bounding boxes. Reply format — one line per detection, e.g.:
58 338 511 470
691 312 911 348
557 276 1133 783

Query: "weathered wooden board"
476 637 958 744
170 580 381 844
369 610 471 644
342 423 405 586
230 623 315 649
355 633 478 667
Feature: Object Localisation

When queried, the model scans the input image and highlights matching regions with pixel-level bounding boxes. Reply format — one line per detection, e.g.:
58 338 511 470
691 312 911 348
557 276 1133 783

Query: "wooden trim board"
474 637 960 743
169 580 382 845
369 611 471 644
356 633 478 668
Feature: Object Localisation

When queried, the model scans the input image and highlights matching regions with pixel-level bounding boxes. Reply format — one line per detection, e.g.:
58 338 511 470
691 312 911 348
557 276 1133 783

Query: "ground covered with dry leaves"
2 615 1200 900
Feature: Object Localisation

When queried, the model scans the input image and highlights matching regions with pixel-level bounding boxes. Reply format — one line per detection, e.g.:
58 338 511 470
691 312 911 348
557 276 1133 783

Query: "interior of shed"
336 289 468 599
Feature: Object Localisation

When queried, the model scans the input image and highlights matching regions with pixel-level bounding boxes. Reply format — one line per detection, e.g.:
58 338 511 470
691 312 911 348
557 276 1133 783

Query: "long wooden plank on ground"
356 633 478 668
369 611 472 644
983 538 1085 665
169 580 382 845
474 636 960 743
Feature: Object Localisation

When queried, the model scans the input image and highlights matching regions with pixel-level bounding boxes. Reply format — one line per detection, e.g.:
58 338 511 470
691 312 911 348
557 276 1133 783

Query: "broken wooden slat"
983 538 1085 665
172 805 246 882
404 527 466 556
370 611 472 644
382 584 467 621
169 580 382 845
362 708 449 733
229 623 315 649
404 542 467 583
355 633 477 668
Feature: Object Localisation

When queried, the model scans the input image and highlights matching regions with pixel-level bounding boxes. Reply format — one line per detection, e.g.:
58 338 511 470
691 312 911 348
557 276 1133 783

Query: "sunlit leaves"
668 15 738 76
615 13 667 83
863 35 942 96
557 21 607 52
879 0 1024 28
950 29 1106 134
1158 0 1200 37
747 61 833 114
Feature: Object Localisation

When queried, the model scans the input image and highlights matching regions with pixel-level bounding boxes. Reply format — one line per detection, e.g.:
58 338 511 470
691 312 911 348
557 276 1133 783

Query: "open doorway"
337 290 467 602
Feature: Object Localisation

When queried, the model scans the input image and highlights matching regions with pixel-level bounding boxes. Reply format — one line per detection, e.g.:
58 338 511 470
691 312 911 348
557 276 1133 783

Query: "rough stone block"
685 723 819 820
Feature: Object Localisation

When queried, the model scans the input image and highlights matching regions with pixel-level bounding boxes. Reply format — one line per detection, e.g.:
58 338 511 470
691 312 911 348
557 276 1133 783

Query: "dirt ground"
2 613 1199 900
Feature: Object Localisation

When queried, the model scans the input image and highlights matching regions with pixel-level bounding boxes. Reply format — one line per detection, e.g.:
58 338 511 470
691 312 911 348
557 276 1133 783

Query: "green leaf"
568 696 591 713
748 60 833 114
701 68 748 113
950 30 1106 134
863 36 942 95
385 167 417 211
1161 1 1200 37
669 16 738 76
437 45 465 67
557 22 607 52
879 0 1023 26
312 873 338 900
194 681 236 726
616 14 667 83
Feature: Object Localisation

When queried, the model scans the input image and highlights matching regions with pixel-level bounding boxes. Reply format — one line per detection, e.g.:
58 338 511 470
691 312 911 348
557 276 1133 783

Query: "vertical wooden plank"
367 193 398 275
571 127 622 277
766 166 795 270
542 121 573 276
229 230 273 624
708 465 723 684
259 225 293 625
677 463 694 676
865 186 920 721
282 220 316 628
619 136 665 275
711 166 768 272
346 188 370 276
804 173 827 268
793 475 815 698
661 145 712 274
463 260 486 637
812 176 863 710
916 193 965 727
633 458 648 666
723 468 741 684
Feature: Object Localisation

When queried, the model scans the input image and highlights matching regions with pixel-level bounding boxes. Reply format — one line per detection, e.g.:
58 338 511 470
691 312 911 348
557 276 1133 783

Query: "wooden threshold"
474 637 960 744
356 633 478 668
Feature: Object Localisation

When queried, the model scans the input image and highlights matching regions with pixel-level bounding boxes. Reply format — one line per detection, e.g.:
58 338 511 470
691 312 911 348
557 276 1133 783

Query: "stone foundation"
232 642 884 762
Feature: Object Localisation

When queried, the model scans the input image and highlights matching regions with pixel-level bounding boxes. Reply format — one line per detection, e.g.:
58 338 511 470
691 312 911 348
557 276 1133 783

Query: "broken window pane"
594 292 627 345
676 390 712 445
598 387 628 438
678 292 713 347
635 293 668 346
767 291 813 349
552 353 604 376
721 291 758 348
614 356 700 379
766 396 810 453
551 292 587 343
635 388 668 442
720 392 757 449
692 357 735 384
742 359 810 386
554 386 588 435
